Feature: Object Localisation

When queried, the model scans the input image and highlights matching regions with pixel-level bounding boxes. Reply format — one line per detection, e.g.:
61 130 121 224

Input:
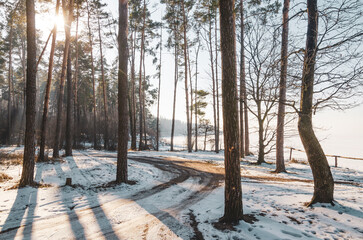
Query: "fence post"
335 156 338 167
289 148 293 161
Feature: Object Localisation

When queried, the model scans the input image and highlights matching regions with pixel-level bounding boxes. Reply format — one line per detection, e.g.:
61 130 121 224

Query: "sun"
53 14 65 29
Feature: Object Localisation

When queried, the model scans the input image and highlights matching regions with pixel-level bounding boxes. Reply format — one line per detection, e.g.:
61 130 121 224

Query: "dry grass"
289 158 309 165
0 152 23 165
0 172 13 182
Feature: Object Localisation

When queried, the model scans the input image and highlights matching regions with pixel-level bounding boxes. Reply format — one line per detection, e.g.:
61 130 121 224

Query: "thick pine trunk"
116 0 129 184
275 0 290 173
20 0 37 186
219 0 243 223
53 0 73 158
299 0 334 206
65 50 73 156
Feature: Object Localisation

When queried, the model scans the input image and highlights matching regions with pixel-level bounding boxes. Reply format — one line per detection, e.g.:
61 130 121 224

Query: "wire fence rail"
287 147 363 167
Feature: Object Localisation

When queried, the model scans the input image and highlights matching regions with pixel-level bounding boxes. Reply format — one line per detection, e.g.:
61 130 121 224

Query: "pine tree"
219 0 243 223
116 0 129 183
19 0 36 186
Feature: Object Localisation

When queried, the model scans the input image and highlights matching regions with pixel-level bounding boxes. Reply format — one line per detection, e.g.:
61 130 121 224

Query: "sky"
35 0 363 158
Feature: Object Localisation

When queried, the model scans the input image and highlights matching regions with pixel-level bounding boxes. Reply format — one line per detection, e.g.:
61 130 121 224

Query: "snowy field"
0 146 362 239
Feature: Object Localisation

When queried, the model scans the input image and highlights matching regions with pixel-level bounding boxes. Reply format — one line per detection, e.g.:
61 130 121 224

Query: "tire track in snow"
0 151 224 239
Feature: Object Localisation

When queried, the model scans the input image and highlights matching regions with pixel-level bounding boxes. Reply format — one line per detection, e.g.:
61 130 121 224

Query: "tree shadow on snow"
0 162 43 239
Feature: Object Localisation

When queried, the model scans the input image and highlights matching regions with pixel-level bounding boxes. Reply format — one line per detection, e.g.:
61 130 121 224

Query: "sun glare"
53 14 65 29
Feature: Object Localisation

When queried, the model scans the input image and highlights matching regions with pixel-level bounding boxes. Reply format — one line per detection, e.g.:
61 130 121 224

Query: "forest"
0 0 362 239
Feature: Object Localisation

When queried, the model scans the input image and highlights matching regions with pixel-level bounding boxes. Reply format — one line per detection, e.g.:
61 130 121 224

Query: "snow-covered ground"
0 147 362 239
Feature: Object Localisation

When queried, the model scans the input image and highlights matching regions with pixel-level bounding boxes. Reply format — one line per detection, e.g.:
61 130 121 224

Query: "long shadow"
0 162 43 239
53 162 86 239
116 155 224 239
64 156 119 239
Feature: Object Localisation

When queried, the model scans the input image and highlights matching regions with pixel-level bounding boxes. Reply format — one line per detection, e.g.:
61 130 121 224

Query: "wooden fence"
287 147 363 167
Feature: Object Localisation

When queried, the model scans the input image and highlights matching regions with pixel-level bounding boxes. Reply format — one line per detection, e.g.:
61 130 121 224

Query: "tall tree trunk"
181 1 192 153
239 0 245 158
204 125 208 151
138 0 146 150
240 0 249 155
38 0 60 161
170 24 178 152
117 0 129 184
20 0 37 186
257 117 265 164
298 0 334 206
215 8 220 154
130 31 137 150
219 0 243 223
87 0 98 149
65 49 73 156
74 3 80 148
7 18 14 145
97 13 109 150
194 42 200 152
156 24 162 151
53 0 73 158
187 44 193 150
275 0 290 173
142 55 147 146
208 10 218 154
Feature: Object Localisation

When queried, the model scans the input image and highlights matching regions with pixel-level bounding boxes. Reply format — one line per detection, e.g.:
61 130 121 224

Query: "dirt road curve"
0 151 224 240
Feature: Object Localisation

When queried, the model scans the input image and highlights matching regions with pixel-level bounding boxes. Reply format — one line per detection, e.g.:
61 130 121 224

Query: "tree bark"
39 0 59 160
170 24 179 152
130 31 137 150
207 9 217 154
73 3 80 148
239 0 245 158
138 0 146 150
275 0 290 173
219 0 243 223
7 17 14 145
298 0 334 206
97 12 109 150
181 1 192 153
65 49 73 156
194 42 200 152
20 0 37 186
156 25 162 151
116 0 129 183
215 8 220 154
87 0 98 150
53 0 73 158
240 0 249 155
257 117 265 164
142 54 147 147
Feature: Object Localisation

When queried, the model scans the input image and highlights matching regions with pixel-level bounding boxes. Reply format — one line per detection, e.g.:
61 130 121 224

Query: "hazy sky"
35 0 363 158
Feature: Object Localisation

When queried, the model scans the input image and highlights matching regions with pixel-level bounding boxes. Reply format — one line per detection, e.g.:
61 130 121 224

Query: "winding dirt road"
0 151 224 240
